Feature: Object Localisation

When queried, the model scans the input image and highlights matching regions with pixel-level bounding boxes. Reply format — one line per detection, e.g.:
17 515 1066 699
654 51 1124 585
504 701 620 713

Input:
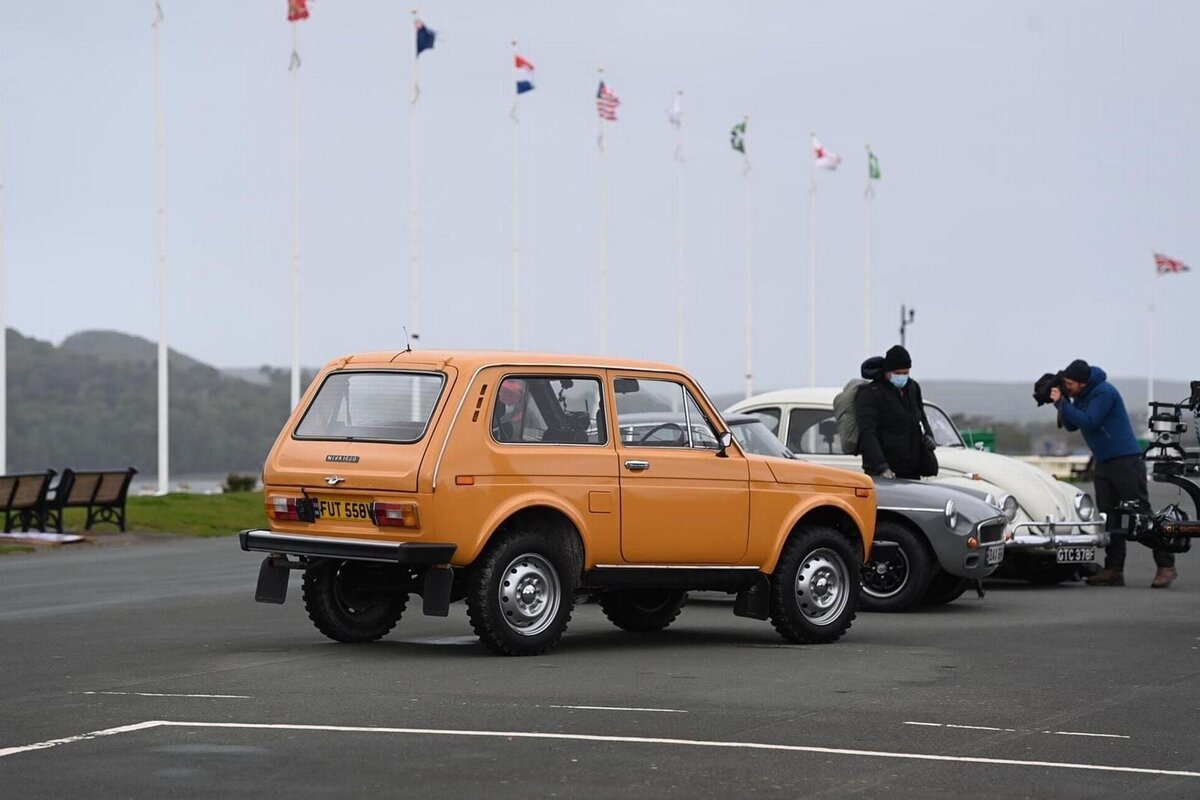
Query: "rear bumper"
239 529 456 565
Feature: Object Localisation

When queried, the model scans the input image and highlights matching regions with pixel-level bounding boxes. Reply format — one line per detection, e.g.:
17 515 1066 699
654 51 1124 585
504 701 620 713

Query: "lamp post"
899 304 915 347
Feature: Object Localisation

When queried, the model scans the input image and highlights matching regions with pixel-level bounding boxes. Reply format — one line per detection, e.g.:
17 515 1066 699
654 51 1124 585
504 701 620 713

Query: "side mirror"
717 431 733 458
974 441 986 451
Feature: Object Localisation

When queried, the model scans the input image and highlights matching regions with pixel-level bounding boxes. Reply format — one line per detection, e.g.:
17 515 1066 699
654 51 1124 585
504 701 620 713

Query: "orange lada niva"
240 350 877 656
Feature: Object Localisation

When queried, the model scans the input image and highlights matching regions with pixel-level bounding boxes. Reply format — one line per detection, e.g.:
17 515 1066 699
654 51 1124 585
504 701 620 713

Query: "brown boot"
1086 568 1125 586
1151 567 1178 589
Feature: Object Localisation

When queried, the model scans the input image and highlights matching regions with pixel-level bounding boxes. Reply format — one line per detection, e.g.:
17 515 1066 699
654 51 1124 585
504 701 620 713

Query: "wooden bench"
0 471 57 532
42 467 138 533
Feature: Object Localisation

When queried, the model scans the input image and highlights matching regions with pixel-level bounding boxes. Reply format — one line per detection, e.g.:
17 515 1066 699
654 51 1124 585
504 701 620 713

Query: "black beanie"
1063 359 1090 383
882 345 912 371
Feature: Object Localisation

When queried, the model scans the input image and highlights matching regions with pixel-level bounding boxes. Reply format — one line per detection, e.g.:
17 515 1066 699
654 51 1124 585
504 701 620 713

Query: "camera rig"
1116 381 1200 553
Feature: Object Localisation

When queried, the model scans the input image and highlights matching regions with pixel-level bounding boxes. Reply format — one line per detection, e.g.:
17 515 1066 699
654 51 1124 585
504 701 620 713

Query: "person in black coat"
855 345 937 479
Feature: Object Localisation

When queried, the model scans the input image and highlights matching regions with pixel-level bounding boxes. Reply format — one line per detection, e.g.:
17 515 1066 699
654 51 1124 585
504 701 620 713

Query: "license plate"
1057 546 1095 564
985 544 1004 565
315 496 373 523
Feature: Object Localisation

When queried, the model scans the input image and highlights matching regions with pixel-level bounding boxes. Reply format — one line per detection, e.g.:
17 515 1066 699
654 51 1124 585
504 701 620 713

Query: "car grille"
978 521 1005 543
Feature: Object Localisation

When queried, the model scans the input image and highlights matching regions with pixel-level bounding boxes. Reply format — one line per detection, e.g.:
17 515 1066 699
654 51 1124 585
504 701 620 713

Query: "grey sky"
1 1 1195 396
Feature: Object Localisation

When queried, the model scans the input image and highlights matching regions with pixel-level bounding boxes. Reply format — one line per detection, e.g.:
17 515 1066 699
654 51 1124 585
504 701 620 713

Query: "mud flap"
255 557 290 604
733 574 771 620
422 565 454 617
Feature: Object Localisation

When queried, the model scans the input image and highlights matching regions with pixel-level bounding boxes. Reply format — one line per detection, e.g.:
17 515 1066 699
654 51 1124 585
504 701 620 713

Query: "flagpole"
864 145 873 356
0 72 7 474
673 91 684 366
510 41 520 349
153 0 169 495
410 9 422 345
597 67 608 353
289 19 301 410
1148 264 1156 406
743 121 753 399
808 138 817 387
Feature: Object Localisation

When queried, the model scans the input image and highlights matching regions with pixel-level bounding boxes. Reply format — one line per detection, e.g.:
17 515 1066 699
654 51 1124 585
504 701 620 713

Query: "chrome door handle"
624 460 651 472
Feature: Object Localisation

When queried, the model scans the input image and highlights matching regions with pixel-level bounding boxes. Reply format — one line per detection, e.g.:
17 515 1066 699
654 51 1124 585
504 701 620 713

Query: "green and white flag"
868 149 881 180
730 118 747 154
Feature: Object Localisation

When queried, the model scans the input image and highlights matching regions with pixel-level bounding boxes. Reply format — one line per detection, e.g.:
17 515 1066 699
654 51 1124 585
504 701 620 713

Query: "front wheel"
302 560 408 643
600 589 687 632
466 529 577 656
769 526 858 644
921 568 970 606
860 521 933 612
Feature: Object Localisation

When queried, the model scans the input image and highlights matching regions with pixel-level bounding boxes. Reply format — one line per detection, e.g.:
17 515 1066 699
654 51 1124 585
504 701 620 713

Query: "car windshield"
729 419 794 459
924 403 965 448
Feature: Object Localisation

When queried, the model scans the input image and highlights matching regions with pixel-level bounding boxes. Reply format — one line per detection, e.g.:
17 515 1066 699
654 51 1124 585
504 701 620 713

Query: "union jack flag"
596 81 620 121
1154 252 1190 274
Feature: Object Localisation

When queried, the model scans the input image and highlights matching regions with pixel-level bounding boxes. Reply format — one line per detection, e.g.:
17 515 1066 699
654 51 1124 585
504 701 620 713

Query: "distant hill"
7 329 311 475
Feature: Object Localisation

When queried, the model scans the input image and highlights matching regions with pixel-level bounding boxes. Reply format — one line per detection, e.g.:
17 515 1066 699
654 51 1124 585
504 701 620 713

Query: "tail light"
269 496 301 521
374 501 420 529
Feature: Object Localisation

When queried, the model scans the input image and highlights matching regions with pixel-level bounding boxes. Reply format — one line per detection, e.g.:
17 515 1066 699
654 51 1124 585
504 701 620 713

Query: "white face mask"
889 374 910 389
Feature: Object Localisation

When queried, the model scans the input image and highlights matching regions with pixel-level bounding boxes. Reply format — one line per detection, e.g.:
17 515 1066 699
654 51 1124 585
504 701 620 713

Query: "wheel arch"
762 499 869 574
873 511 935 561
473 500 586 576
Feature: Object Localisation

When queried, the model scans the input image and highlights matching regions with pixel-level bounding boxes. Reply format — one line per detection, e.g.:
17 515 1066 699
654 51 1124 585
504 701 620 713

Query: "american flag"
1154 252 1191 274
596 81 620 121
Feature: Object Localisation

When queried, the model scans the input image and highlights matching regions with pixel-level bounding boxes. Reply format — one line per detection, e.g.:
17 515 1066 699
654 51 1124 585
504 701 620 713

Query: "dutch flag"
515 54 535 94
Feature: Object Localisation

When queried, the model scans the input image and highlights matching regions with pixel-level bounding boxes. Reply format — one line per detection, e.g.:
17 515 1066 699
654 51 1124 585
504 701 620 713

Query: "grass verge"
61 490 267 537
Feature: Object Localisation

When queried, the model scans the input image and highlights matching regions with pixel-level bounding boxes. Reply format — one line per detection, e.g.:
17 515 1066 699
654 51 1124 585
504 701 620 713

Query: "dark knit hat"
882 345 912 372
1063 359 1090 384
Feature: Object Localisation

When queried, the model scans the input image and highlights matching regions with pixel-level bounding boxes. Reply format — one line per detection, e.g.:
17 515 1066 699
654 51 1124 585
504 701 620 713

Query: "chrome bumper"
1007 520 1109 551
239 529 456 564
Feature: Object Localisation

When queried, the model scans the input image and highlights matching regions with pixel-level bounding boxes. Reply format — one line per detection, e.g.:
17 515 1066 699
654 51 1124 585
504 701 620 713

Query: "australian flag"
415 18 436 55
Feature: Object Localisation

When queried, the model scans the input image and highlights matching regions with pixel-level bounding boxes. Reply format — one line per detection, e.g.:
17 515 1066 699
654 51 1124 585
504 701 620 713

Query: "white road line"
0 721 164 758
547 705 688 714
3 721 1184 777
80 691 251 699
905 721 1129 740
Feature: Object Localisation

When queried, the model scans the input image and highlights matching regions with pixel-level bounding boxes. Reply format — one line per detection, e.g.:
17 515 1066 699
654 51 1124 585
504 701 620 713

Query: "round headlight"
944 499 958 529
1000 494 1019 523
1074 493 1096 522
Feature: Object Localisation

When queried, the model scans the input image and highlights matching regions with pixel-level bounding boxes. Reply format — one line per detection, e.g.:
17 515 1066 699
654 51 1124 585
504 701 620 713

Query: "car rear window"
294 371 445 443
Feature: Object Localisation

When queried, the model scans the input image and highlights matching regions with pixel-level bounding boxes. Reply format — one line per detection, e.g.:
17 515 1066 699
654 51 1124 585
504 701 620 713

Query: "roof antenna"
401 326 413 353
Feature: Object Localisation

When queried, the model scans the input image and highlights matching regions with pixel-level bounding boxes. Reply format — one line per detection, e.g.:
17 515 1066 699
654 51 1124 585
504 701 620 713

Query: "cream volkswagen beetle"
727 388 1108 584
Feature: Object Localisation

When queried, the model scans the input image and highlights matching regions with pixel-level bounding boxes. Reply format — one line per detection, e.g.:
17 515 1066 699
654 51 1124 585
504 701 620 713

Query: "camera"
1114 381 1200 552
1032 371 1066 406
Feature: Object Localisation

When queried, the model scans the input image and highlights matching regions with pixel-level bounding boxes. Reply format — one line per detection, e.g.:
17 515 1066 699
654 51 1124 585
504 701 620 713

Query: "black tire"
599 589 687 632
466 528 577 656
922 568 970 606
860 520 933 612
769 525 858 644
302 560 408 643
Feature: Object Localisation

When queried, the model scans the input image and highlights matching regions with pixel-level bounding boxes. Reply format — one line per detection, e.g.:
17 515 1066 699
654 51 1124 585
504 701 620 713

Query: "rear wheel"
860 521 932 612
599 589 687 632
466 528 577 656
922 568 970 606
769 526 858 644
302 560 408 643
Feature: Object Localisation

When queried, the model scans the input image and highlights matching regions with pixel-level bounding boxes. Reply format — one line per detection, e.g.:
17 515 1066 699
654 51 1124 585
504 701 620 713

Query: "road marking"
0 721 163 758
80 691 251 699
905 721 1130 740
547 705 688 714
4 721 1190 778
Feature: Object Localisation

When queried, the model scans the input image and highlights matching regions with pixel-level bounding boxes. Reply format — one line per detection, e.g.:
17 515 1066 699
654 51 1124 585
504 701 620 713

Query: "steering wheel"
636 422 686 445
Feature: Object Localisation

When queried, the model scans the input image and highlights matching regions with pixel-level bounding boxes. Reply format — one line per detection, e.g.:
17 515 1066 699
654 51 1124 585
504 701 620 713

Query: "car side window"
746 407 781 437
491 376 606 445
614 378 716 449
786 408 843 455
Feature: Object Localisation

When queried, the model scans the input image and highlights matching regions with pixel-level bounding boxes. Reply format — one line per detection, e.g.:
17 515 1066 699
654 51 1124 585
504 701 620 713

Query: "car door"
611 373 749 564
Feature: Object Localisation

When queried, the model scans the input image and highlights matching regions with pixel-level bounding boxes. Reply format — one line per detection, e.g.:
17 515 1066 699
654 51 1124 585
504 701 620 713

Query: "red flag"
1154 252 1190 275
287 0 309 22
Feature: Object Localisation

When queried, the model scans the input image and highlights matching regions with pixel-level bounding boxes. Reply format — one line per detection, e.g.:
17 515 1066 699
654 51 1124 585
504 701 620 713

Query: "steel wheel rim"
862 546 910 599
794 547 850 625
498 553 561 637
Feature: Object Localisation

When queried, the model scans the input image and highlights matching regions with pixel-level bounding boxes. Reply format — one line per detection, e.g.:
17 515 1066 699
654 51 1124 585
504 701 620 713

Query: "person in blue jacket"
1050 359 1177 588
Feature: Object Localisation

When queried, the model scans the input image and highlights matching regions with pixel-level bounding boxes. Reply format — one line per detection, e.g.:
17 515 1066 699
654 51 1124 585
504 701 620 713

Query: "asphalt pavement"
1 517 1197 799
